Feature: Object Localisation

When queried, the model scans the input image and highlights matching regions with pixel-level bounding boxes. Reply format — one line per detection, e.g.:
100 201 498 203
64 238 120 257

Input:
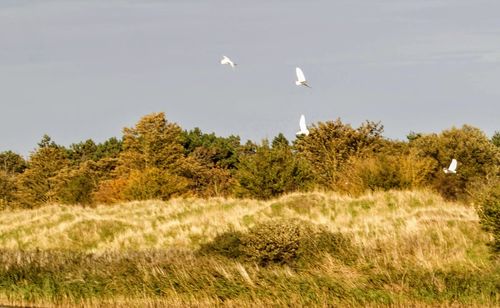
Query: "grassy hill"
0 190 498 306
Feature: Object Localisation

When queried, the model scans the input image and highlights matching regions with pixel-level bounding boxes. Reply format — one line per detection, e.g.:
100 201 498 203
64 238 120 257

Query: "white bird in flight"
443 158 457 174
296 114 310 136
295 67 311 88
220 55 236 68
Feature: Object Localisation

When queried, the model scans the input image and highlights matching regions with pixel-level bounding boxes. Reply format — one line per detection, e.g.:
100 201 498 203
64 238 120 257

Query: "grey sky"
1 0 499 155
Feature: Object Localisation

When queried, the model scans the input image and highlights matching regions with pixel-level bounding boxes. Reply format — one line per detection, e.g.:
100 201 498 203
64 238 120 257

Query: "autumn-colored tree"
117 112 186 173
16 135 69 208
0 171 17 208
122 167 190 201
94 112 192 201
92 178 128 204
295 119 384 189
0 112 497 207
338 148 436 195
0 151 26 208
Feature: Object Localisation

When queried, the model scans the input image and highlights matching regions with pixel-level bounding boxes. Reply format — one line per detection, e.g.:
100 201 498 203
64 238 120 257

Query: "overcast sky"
1 0 499 155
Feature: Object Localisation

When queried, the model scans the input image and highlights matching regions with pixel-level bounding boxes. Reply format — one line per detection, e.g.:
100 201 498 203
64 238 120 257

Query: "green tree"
94 137 122 160
66 139 98 165
236 138 312 199
182 128 240 169
410 125 500 200
492 131 500 148
0 151 26 174
53 160 106 205
272 133 289 149
472 176 500 254
180 128 241 197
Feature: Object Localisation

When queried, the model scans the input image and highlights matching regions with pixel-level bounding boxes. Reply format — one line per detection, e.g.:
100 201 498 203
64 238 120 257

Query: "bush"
200 219 356 266
474 178 500 254
198 230 244 259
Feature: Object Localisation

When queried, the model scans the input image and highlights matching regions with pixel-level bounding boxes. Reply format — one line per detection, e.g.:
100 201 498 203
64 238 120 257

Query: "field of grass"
0 190 498 306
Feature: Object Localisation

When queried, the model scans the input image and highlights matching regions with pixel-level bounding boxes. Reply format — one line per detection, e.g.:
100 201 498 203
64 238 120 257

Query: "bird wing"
296 67 306 82
299 115 307 131
449 159 457 171
221 56 230 64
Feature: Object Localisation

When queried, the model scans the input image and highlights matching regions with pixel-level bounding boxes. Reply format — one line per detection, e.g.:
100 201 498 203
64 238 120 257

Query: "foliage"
0 112 497 207
410 125 500 200
0 171 17 209
92 178 128 204
0 151 26 174
182 127 240 169
117 112 186 173
122 167 190 201
235 138 312 199
473 177 500 254
239 219 355 266
181 128 239 197
200 219 355 266
338 149 436 195
295 119 384 189
53 161 101 205
15 136 69 208
0 151 25 208
492 131 500 147
177 157 235 197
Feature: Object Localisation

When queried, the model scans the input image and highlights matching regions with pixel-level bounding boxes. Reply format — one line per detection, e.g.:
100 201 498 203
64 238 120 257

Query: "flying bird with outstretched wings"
295 67 311 88
220 55 237 68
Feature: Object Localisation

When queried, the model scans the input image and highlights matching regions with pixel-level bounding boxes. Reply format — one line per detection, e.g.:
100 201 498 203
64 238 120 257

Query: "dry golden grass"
0 189 489 270
0 190 497 307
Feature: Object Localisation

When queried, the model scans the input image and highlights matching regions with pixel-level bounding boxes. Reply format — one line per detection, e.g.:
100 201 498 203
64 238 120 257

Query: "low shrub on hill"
200 219 356 266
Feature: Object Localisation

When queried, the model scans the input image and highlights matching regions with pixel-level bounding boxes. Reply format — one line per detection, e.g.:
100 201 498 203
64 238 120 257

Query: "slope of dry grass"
0 190 498 306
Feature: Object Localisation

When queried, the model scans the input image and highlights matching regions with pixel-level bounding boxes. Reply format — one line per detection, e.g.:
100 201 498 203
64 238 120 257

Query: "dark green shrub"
198 230 244 259
201 220 356 267
240 219 313 266
241 219 356 266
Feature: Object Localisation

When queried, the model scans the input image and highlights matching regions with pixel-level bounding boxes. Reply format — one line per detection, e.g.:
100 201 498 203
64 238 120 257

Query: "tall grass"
0 190 498 306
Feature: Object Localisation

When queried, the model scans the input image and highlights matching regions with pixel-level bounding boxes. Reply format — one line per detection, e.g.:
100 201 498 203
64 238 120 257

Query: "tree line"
0 112 499 209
